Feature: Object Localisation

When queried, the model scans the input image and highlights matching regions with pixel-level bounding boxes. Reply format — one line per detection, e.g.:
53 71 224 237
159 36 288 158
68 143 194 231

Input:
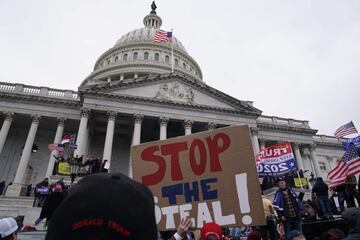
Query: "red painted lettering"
206 133 231 172
161 142 188 181
189 138 207 175
141 146 166 185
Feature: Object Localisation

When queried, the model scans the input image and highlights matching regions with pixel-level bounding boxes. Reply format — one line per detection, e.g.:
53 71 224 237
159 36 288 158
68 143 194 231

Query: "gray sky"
0 0 359 136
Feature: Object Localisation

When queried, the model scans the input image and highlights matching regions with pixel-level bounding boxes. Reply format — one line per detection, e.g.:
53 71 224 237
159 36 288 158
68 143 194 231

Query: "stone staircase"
0 196 41 226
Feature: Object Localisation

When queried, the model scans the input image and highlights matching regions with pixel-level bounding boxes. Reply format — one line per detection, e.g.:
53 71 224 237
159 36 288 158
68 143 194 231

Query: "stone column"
132 114 143 146
45 117 66 178
310 145 321 177
292 142 304 171
7 114 41 196
207 122 217 130
74 108 90 157
129 114 143 177
102 111 117 167
159 116 169 140
259 139 266 150
0 112 14 156
250 127 260 155
184 120 193 135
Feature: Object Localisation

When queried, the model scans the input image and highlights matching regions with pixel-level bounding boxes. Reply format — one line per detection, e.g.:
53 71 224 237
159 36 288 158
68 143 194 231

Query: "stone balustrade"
257 115 310 129
0 82 79 100
314 135 343 144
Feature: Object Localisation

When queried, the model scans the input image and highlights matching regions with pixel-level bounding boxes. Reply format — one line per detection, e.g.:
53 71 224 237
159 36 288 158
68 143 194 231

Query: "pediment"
80 75 261 116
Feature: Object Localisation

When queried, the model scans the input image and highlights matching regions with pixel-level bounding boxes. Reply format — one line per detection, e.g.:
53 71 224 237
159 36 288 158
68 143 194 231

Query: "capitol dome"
81 2 203 87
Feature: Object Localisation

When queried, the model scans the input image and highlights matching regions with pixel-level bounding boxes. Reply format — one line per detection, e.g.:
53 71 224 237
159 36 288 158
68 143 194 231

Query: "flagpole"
297 170 304 190
171 29 174 73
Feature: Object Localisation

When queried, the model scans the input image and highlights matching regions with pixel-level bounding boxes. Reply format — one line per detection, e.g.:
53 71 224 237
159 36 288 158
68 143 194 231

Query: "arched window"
174 59 179 66
144 52 149 60
183 63 186 69
155 53 160 61
165 55 170 63
123 54 128 61
107 59 111 64
114 56 119 62
133 52 138 60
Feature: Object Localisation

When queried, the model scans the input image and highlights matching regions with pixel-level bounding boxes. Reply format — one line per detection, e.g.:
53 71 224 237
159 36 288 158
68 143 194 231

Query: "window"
175 59 179 66
155 53 159 61
114 56 119 62
144 52 149 60
107 59 111 64
133 52 138 60
182 63 186 69
319 162 327 171
123 53 128 61
165 55 170 63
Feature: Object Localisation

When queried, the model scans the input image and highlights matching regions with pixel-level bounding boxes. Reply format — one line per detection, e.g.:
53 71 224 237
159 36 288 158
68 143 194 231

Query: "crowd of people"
52 154 110 176
1 170 360 239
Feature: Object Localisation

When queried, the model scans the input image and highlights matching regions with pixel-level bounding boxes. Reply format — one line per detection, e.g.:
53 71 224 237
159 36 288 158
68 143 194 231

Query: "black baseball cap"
46 172 158 240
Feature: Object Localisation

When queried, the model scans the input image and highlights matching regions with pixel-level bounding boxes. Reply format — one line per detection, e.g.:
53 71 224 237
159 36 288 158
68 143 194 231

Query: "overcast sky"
0 0 359 136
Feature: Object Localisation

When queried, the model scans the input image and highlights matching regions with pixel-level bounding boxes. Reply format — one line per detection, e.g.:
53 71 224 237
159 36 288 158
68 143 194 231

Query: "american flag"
48 143 64 152
334 121 358 138
154 30 172 43
328 144 360 188
61 134 76 144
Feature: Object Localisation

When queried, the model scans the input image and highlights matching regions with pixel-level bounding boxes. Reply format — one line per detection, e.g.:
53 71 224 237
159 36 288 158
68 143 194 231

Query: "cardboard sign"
132 125 265 230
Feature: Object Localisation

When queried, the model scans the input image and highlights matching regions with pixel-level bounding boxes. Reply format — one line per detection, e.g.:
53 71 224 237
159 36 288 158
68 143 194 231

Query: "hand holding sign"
132 125 265 230
176 216 193 237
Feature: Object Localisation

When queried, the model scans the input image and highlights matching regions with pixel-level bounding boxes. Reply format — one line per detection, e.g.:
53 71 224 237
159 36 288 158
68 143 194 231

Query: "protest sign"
132 125 265 230
256 142 297 177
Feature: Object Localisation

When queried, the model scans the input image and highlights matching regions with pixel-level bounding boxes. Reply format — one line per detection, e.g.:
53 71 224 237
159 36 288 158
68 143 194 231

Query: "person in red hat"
201 222 224 240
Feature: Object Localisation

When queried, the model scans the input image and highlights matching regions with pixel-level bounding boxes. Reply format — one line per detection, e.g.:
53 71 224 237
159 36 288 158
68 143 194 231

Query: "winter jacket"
312 179 329 197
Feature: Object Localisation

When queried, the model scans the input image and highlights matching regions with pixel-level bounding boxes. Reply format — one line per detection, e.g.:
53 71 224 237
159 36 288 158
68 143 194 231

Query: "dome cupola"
143 1 162 29
80 1 203 87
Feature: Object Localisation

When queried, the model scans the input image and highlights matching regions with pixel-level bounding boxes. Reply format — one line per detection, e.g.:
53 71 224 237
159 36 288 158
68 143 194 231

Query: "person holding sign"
273 178 304 236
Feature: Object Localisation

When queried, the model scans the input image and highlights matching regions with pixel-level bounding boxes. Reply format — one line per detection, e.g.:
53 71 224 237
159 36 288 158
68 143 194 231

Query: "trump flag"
256 142 297 177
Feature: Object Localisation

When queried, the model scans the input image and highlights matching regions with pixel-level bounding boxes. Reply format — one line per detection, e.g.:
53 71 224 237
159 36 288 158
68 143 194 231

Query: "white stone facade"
0 4 346 195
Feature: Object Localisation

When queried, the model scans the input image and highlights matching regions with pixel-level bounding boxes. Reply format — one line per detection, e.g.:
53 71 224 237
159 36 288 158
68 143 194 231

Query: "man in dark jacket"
312 177 333 219
273 178 304 235
35 184 67 227
35 178 49 207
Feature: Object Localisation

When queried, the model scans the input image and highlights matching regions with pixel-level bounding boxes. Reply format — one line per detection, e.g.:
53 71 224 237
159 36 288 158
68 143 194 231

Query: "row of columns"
0 109 323 195
250 127 321 177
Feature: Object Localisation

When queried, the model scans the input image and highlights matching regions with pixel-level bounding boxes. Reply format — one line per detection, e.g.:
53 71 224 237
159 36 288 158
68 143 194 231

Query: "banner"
132 125 265 231
256 142 297 177
57 162 70 175
342 136 360 153
294 178 308 188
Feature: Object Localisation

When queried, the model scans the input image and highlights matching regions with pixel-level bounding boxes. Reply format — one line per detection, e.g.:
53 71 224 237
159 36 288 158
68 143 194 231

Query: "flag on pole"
48 144 64 152
334 121 358 138
154 30 172 43
328 144 360 188
61 134 76 144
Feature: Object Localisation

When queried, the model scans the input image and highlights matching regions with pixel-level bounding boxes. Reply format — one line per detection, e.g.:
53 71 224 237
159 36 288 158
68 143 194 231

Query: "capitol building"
0 3 345 196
